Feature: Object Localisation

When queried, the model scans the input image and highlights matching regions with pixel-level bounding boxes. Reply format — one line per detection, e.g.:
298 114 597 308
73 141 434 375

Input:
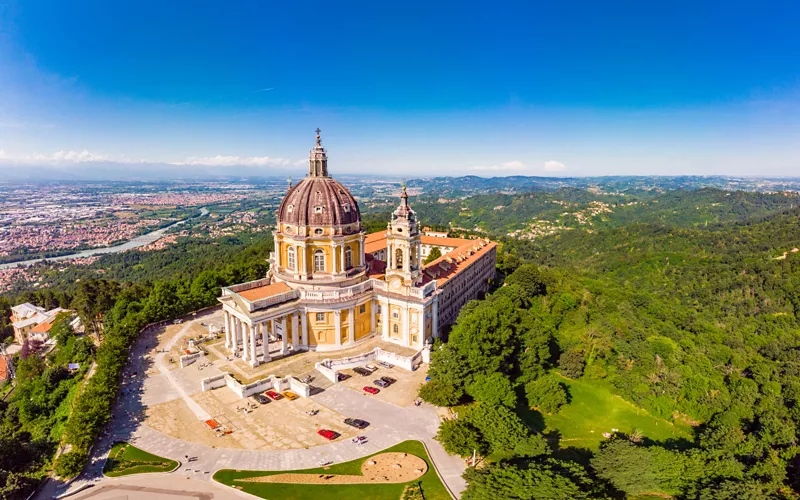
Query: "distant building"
10 303 68 344
218 130 497 366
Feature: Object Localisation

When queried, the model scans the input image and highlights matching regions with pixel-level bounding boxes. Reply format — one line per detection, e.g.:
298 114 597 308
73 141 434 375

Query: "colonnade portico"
223 309 310 366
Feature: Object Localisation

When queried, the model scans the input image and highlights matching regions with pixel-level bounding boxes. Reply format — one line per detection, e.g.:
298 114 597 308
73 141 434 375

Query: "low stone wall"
201 374 226 391
315 346 429 383
202 372 311 399
179 352 204 368
315 362 339 384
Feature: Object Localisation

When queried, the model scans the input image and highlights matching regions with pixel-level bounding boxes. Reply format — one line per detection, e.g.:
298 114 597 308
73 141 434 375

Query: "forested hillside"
423 201 800 498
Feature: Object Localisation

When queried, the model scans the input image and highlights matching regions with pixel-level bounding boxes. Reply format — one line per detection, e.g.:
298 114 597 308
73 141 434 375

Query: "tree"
463 459 598 500
435 419 489 457
424 246 442 264
466 403 547 458
526 375 568 414
558 349 585 379
466 373 517 408
54 449 88 478
418 379 464 407
506 264 547 299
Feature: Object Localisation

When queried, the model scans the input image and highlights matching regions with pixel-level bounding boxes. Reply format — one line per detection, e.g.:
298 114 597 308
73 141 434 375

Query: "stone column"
297 245 306 274
432 297 439 338
301 312 308 347
248 323 258 366
334 310 342 347
242 319 250 361
261 322 271 362
291 312 299 350
274 234 281 268
348 306 355 344
339 244 345 273
224 311 232 349
280 316 288 354
231 316 239 353
417 307 425 348
370 300 377 335
401 305 409 346
381 300 389 340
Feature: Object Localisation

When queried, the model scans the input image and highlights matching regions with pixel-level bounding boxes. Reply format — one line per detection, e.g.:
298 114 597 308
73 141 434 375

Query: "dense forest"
0 234 272 498
422 195 800 498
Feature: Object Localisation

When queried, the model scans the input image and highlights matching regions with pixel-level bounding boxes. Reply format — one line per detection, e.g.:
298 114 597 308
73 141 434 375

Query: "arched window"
345 246 353 269
287 247 296 271
395 248 403 269
314 249 325 272
393 324 399 334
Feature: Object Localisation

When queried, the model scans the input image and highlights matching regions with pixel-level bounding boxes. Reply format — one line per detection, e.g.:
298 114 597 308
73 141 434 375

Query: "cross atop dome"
309 127 328 177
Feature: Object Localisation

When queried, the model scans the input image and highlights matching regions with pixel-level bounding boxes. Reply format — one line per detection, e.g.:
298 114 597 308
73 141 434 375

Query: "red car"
265 390 283 401
363 386 380 395
318 429 340 440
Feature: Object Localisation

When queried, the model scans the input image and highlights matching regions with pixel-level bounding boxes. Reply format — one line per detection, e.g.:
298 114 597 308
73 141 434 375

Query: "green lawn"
103 442 179 477
525 376 693 452
213 440 451 500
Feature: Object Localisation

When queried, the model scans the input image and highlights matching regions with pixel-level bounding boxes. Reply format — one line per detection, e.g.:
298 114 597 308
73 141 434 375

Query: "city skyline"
2 1 800 179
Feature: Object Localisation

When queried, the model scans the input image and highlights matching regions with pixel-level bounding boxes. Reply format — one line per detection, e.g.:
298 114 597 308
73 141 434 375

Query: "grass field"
523 376 693 453
213 440 450 500
103 442 179 477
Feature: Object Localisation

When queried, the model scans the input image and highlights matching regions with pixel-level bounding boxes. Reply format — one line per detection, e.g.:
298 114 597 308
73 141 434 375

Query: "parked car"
363 386 380 395
344 418 370 429
374 379 390 388
252 394 270 405
378 361 394 369
364 364 378 373
317 429 340 440
265 390 283 401
380 376 397 386
353 367 371 377
282 391 299 401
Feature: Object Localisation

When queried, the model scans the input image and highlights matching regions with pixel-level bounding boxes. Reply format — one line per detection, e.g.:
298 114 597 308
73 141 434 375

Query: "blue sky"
1 0 799 179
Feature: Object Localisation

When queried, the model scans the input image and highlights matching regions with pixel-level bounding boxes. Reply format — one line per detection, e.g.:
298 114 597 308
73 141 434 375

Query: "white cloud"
543 160 566 172
176 155 292 167
0 149 137 164
0 150 298 168
469 160 528 172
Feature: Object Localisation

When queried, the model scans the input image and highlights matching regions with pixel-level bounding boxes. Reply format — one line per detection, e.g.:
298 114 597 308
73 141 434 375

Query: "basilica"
218 131 497 366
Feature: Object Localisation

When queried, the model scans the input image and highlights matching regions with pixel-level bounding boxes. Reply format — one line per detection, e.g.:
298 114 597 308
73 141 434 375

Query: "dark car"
380 376 397 386
344 418 370 429
251 394 270 405
374 379 390 388
353 367 371 376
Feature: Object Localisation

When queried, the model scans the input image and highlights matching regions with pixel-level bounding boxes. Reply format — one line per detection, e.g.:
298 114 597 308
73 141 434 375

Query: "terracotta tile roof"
365 254 387 278
0 355 8 382
237 282 293 302
363 231 472 255
422 239 497 287
30 316 58 334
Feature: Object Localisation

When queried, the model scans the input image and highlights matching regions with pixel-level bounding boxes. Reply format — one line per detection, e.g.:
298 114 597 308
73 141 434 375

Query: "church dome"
277 130 361 227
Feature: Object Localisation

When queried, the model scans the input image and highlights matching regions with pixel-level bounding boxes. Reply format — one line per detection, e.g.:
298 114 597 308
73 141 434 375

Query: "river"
0 207 209 270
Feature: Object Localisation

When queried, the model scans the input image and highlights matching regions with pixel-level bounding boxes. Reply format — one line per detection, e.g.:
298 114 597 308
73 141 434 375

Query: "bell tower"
385 186 422 291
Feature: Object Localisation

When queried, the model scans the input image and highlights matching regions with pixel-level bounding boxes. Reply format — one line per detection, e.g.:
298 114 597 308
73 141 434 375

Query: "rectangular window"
392 310 399 319
316 312 325 322
359 304 366 314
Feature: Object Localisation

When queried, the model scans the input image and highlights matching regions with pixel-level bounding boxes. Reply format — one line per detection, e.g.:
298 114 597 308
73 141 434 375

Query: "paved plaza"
42 308 466 499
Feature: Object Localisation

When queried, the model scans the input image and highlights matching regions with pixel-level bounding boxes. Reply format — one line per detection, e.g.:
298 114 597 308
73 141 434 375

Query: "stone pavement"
40 309 467 499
